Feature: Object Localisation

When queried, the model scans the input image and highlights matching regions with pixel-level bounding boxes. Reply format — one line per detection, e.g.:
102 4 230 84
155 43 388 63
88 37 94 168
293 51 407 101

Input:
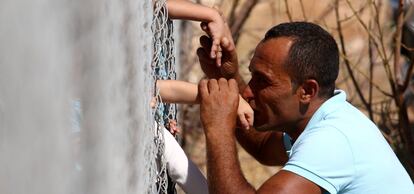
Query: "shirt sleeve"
162 128 209 194
282 126 355 194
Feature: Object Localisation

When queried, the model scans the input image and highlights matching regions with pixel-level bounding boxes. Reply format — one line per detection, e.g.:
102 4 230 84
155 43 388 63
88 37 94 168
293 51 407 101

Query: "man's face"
243 37 301 132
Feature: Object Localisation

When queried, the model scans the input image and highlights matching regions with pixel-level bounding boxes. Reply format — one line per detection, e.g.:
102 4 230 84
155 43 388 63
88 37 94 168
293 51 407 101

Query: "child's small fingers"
212 37 220 45
213 6 224 17
212 38 220 46
216 49 222 58
221 37 235 51
216 51 222 67
210 50 216 58
243 110 254 127
221 38 229 48
210 45 218 58
247 113 254 127
150 97 156 108
211 38 221 58
238 114 250 130
170 124 177 132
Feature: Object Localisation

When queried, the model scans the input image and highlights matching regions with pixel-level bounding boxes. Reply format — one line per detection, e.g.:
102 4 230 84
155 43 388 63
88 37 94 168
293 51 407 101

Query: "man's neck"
287 97 328 141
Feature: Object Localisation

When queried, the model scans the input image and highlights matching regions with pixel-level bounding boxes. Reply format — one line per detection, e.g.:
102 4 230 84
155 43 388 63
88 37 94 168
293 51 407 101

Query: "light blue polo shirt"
283 90 414 194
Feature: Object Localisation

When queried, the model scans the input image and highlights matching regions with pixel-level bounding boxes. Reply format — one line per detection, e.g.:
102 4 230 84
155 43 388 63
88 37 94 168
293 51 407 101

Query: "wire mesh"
150 0 177 193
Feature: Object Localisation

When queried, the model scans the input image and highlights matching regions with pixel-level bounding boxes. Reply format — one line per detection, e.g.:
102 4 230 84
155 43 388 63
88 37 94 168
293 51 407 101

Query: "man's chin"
254 123 281 132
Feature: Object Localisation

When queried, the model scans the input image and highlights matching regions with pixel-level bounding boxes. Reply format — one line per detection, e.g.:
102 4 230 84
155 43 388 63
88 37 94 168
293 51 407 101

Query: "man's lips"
249 101 265 127
253 109 265 127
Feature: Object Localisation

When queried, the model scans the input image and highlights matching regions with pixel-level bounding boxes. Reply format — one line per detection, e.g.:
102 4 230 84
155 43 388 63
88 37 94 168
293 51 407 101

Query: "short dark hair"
264 22 339 98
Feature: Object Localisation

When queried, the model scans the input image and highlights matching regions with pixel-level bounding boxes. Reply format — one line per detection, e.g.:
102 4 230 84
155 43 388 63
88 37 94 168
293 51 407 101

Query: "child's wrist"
208 7 222 22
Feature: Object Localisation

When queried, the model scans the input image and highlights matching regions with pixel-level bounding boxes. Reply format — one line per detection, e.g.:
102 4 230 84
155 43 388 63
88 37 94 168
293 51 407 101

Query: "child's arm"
157 80 253 129
157 80 199 104
162 126 209 194
167 0 232 66
167 0 221 22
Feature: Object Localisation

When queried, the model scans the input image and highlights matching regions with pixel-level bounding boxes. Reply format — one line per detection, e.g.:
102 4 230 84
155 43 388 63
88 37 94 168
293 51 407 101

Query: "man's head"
263 22 339 97
243 22 339 135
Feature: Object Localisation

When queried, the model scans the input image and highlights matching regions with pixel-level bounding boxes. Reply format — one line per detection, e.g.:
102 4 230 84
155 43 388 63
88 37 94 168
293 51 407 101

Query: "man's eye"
259 75 267 82
254 75 267 84
257 75 267 83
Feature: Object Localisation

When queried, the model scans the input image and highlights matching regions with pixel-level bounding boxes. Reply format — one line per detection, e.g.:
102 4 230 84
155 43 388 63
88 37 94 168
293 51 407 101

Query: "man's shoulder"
293 124 353 157
313 100 374 132
308 91 371 131
286 123 355 194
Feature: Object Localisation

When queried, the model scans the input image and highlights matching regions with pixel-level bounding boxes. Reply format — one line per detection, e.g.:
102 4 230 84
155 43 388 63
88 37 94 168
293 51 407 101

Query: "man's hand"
199 7 235 67
197 35 239 79
199 78 239 135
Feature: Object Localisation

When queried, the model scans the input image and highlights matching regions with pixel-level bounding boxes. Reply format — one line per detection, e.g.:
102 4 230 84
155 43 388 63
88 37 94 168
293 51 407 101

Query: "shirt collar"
304 89 347 131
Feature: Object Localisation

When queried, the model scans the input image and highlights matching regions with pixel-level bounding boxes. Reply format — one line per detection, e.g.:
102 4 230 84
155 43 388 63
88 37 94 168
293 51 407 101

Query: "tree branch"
228 0 240 27
230 0 259 44
284 0 293 22
402 58 414 92
335 0 370 110
368 33 375 120
299 0 307 21
394 0 405 88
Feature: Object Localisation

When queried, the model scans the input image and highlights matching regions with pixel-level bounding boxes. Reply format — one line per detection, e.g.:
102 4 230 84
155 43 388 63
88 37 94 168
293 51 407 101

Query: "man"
196 22 414 193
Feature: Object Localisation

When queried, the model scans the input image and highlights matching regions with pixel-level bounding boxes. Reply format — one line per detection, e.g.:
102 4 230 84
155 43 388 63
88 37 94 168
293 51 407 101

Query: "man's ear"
297 79 319 103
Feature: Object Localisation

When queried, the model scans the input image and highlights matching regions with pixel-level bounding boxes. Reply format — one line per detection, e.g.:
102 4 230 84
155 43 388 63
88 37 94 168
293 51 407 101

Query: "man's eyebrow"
248 59 261 73
249 56 274 78
254 70 269 78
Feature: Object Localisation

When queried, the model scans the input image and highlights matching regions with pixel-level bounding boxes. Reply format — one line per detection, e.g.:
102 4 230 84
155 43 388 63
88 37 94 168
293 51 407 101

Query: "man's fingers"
218 78 228 91
197 47 215 68
228 79 238 93
200 22 208 32
197 47 219 79
198 79 209 99
197 47 213 64
208 79 219 92
200 35 212 52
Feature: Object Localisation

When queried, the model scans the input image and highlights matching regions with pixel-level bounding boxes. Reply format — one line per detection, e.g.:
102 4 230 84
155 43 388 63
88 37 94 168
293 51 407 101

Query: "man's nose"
242 85 254 100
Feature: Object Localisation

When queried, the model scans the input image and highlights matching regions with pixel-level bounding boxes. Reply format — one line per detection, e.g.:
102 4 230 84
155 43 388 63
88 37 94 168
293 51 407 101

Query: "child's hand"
237 96 254 130
150 97 157 108
206 18 225 67
168 120 181 136
200 8 234 67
